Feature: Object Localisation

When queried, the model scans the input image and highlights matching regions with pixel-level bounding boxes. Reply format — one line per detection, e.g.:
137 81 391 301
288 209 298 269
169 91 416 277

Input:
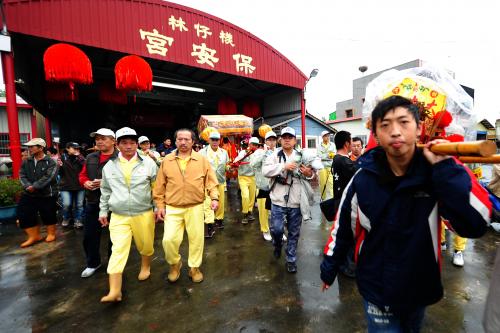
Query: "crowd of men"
14 95 498 332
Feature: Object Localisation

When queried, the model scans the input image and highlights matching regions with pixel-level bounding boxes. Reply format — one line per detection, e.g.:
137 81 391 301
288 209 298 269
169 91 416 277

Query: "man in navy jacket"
320 96 491 332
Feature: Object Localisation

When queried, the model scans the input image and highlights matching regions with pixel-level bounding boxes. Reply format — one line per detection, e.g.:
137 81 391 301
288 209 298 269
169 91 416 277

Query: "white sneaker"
282 234 287 242
74 220 84 229
263 232 272 241
452 251 464 267
441 242 447 251
61 220 70 227
81 265 101 278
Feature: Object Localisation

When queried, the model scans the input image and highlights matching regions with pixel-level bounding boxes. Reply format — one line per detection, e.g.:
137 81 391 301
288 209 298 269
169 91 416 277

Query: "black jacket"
19 155 58 197
59 153 85 191
83 150 118 204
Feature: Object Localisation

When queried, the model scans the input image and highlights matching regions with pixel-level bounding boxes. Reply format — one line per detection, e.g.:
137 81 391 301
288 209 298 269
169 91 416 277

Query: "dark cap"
66 142 81 149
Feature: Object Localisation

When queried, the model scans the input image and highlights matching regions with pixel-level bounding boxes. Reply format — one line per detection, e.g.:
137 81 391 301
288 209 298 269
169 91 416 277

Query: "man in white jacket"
263 127 314 273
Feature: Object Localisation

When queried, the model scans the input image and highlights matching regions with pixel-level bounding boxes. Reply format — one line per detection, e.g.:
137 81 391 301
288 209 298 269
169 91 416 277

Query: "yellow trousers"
257 196 269 233
238 175 256 214
162 203 204 268
319 168 334 200
107 210 155 274
441 222 467 251
204 184 225 224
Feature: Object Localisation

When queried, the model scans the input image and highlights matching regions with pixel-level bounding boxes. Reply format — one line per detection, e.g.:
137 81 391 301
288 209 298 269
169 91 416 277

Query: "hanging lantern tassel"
43 43 93 85
115 55 153 92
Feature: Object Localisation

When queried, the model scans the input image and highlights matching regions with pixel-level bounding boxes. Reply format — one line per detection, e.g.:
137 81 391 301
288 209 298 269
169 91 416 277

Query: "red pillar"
1 51 22 179
44 117 52 147
30 112 38 138
301 90 306 148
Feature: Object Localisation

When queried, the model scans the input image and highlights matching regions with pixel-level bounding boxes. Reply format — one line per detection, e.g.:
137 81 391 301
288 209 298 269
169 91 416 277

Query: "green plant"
0 178 23 207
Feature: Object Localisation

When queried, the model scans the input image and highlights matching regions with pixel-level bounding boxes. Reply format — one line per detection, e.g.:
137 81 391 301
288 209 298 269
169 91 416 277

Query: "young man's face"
322 135 329 144
374 106 420 159
66 147 79 155
117 138 138 159
351 140 363 157
165 139 171 146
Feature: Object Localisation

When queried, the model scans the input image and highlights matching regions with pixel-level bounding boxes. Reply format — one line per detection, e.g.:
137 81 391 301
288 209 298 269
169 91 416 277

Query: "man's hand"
321 283 330 292
156 208 166 222
423 139 452 165
83 180 95 190
148 151 157 160
99 216 109 227
26 186 35 193
211 200 219 211
299 165 313 178
284 162 298 171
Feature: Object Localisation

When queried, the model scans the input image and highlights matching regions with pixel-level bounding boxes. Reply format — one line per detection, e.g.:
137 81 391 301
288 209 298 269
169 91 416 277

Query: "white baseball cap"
115 127 137 140
249 137 260 144
138 136 150 144
24 138 47 147
265 131 277 140
281 127 296 137
209 131 221 140
321 130 331 137
90 128 115 138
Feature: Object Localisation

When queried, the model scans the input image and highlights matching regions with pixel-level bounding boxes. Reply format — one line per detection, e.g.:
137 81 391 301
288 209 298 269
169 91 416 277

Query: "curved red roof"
3 0 307 89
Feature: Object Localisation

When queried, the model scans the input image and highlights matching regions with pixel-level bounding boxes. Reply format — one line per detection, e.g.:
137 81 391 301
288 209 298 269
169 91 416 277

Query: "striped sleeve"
433 158 490 238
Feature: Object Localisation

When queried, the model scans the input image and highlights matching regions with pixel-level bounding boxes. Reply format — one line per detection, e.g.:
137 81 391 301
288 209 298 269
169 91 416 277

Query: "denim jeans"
270 204 302 263
60 190 85 221
363 300 426 333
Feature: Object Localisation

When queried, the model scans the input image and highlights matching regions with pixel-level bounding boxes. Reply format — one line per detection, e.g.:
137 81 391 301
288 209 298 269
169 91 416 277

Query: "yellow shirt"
177 156 191 173
118 153 139 186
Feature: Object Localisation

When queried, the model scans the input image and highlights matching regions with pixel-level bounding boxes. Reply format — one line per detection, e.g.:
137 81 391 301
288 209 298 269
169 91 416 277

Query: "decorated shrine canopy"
2 0 307 89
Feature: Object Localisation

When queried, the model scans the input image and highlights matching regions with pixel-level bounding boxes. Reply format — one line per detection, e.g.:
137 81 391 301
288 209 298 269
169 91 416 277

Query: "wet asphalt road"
1 183 499 333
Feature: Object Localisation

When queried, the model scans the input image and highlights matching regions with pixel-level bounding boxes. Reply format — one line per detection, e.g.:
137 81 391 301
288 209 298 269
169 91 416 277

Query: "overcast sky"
171 0 499 123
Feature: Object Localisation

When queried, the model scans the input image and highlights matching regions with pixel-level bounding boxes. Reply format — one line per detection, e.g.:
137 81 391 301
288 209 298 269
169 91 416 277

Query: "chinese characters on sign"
191 43 219 68
139 16 256 74
194 24 212 39
139 29 174 57
232 54 255 74
168 15 188 32
219 31 235 46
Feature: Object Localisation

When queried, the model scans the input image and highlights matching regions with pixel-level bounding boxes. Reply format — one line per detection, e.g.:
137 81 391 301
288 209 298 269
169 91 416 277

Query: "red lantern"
99 83 128 105
218 97 237 115
115 55 152 92
242 100 261 119
43 43 93 85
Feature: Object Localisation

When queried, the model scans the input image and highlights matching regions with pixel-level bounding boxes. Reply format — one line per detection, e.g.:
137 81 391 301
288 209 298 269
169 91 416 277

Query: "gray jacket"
19 155 58 198
200 146 229 184
250 148 275 191
263 149 311 208
99 154 158 217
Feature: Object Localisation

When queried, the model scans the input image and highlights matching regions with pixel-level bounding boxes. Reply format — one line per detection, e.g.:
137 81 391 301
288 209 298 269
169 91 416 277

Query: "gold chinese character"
232 53 255 74
191 43 219 68
139 29 174 56
168 15 188 32
194 23 212 39
219 30 235 46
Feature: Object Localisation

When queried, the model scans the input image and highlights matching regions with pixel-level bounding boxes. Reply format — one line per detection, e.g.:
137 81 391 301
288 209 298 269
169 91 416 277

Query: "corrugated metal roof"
3 0 307 89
